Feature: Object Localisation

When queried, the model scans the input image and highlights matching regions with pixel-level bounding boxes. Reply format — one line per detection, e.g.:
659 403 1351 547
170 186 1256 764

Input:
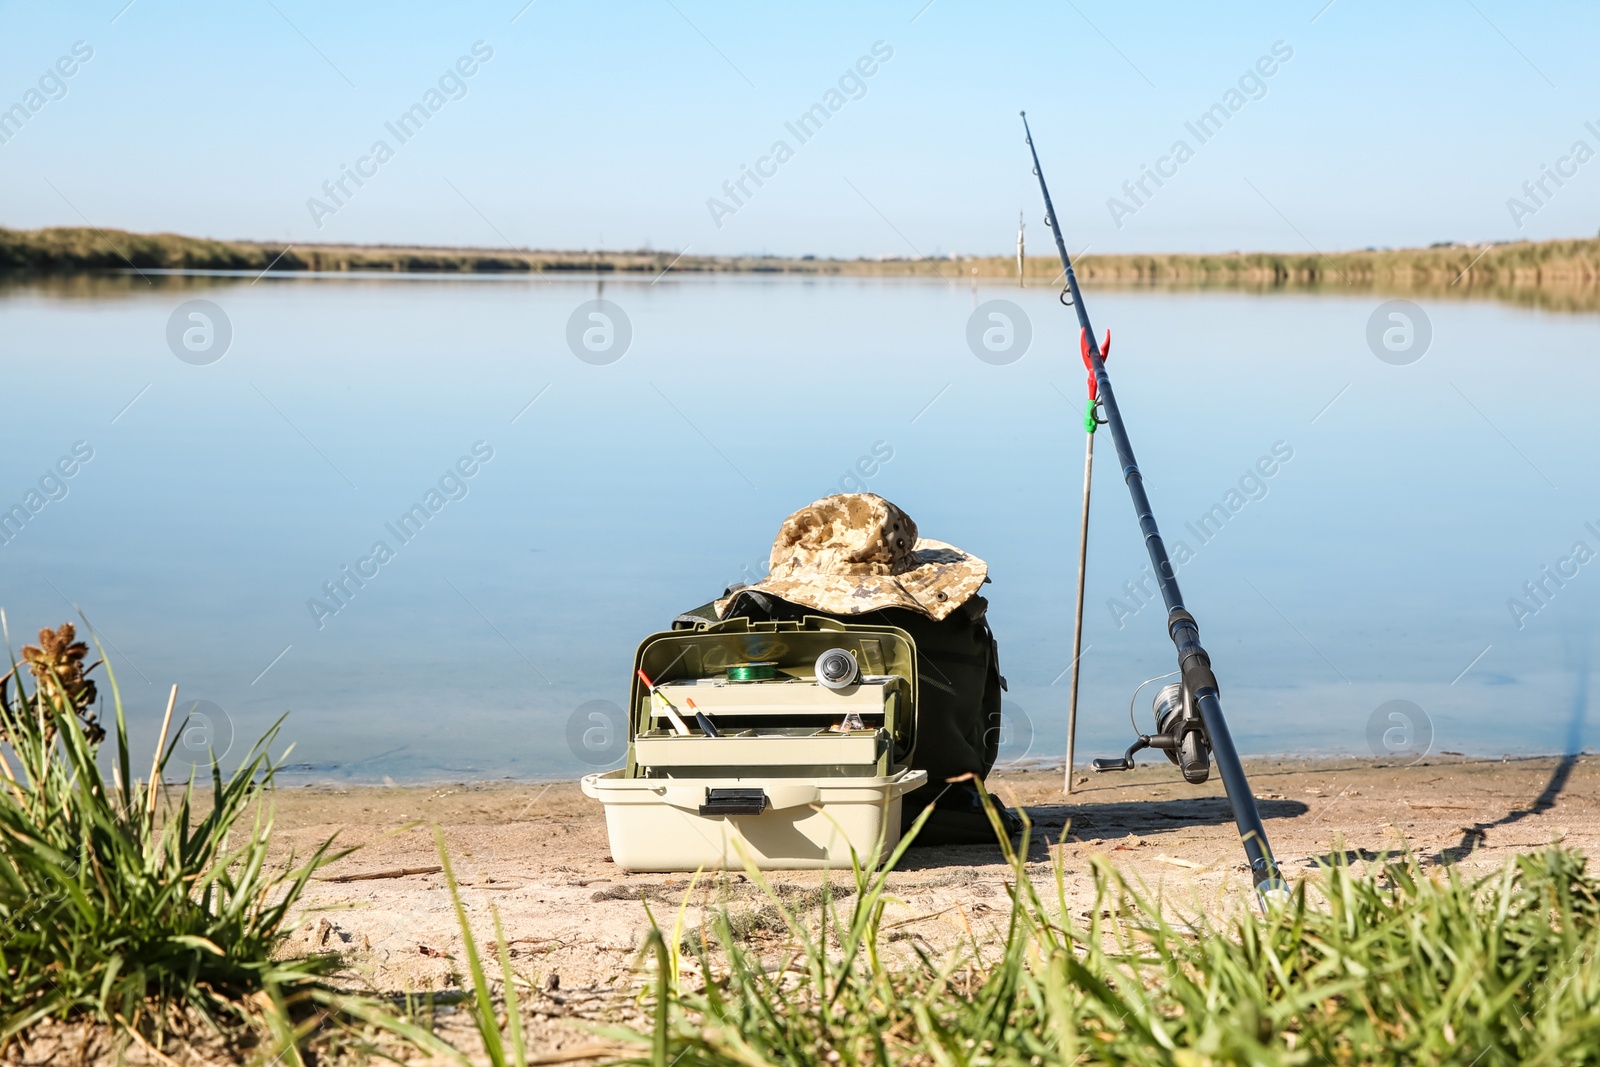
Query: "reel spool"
814 648 860 690
1152 682 1210 785
1090 675 1211 784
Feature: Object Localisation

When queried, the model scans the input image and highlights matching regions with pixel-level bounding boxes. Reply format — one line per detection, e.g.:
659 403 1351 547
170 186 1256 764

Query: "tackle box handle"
654 782 821 812
690 616 849 635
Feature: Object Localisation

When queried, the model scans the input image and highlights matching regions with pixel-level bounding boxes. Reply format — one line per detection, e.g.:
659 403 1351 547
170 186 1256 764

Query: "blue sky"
1 0 1596 256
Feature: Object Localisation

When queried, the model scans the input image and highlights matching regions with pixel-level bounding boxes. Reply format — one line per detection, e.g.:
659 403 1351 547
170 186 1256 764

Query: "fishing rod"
1020 111 1286 905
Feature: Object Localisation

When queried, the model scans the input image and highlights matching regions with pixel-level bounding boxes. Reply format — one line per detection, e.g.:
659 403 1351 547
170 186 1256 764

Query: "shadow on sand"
896 796 1311 870
1434 639 1590 865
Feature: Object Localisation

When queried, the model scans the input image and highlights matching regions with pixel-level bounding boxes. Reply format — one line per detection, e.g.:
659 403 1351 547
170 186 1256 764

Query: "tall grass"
0 633 345 1048
613 804 1600 1066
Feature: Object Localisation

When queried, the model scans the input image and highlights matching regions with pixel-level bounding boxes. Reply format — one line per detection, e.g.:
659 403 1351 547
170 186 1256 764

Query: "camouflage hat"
719 494 988 622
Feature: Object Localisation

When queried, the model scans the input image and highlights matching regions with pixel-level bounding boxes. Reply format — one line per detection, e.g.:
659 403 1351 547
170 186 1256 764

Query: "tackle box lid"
626 615 919 777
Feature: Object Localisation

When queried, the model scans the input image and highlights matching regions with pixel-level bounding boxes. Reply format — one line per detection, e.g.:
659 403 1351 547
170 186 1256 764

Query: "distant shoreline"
5 225 1600 311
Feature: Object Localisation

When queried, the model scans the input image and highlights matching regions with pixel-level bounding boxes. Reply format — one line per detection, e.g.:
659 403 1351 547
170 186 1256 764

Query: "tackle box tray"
631 729 884 770
653 676 896 717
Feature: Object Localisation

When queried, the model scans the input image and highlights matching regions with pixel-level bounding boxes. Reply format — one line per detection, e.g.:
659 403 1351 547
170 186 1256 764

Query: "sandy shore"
272 755 1593 1009
12 755 1563 1063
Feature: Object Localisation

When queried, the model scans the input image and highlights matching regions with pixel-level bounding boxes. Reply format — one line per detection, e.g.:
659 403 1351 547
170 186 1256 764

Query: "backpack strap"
672 584 785 629
672 599 723 630
718 588 783 622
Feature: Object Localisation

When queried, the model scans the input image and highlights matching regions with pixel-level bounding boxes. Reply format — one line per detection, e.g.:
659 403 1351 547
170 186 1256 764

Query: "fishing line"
1127 670 1181 737
727 662 777 682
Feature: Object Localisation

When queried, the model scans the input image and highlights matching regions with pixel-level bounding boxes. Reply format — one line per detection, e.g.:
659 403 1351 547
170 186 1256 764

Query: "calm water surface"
1 273 1595 781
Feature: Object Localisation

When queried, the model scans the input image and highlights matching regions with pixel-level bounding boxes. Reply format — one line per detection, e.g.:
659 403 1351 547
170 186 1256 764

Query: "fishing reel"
1091 674 1211 784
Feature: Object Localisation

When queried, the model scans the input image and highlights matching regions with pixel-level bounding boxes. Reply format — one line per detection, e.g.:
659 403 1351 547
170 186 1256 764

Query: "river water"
1 271 1594 781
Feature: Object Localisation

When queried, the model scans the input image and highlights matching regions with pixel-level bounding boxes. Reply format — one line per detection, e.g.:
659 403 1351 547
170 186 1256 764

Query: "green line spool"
726 661 778 682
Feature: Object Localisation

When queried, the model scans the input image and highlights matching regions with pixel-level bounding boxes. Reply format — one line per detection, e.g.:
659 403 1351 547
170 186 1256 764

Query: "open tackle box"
580 615 928 871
